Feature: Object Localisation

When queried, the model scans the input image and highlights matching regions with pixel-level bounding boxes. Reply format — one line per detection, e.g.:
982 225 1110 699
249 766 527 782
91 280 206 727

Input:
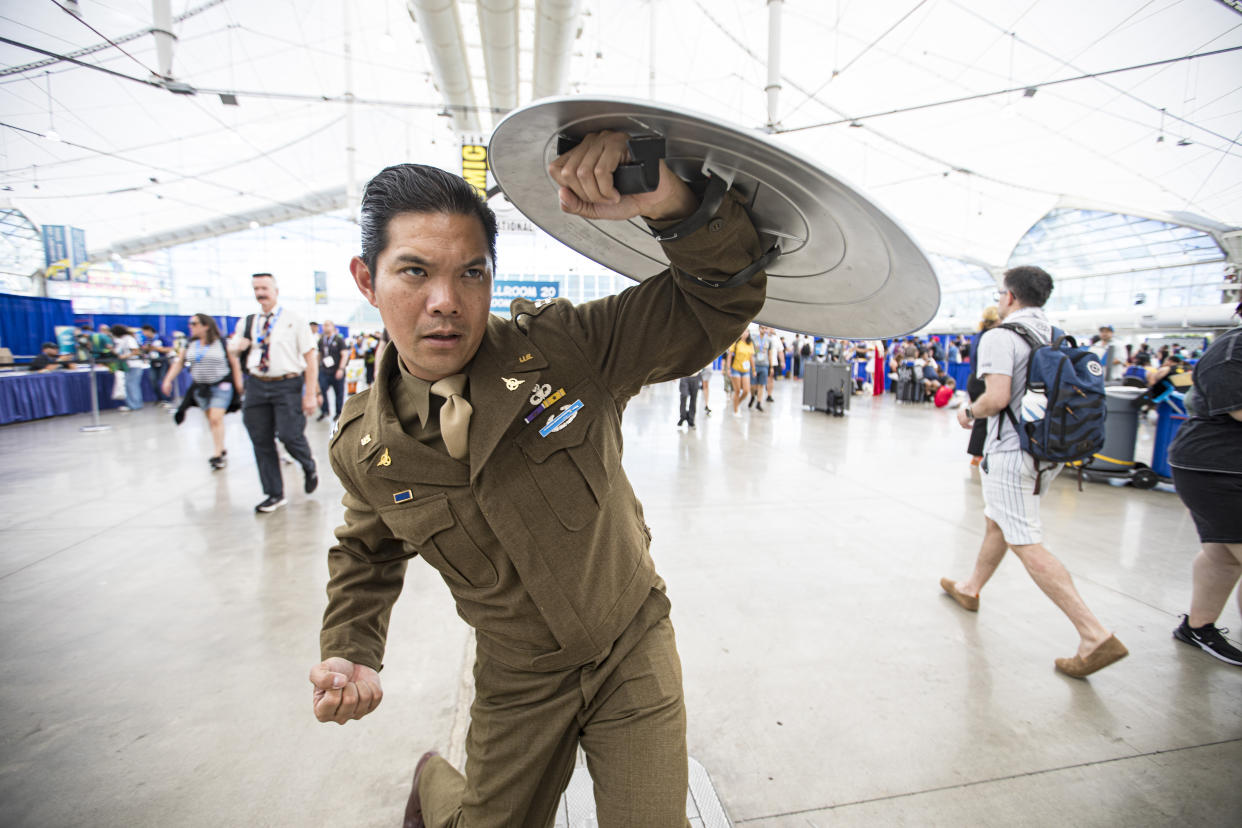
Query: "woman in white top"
162 314 244 470
109 324 146 411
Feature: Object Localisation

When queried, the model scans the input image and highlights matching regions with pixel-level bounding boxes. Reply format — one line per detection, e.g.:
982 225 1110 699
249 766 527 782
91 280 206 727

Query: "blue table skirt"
0 367 192 426
948 362 972 389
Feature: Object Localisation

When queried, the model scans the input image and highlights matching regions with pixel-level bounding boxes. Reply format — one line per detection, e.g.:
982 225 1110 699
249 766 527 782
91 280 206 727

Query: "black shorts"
1171 467 1242 544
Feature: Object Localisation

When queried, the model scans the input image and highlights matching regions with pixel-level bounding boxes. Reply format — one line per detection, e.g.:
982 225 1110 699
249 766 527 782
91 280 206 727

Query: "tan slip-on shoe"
940 578 980 612
1055 634 1129 679
402 751 439 828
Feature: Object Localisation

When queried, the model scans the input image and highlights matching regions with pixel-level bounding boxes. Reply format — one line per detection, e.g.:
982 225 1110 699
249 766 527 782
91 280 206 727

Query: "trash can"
1090 386 1145 471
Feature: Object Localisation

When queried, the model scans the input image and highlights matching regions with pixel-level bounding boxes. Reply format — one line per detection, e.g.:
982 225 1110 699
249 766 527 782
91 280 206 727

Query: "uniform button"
708 218 725 232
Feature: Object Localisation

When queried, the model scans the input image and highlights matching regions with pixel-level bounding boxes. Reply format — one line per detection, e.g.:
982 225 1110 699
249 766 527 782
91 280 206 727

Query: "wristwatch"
965 405 975 421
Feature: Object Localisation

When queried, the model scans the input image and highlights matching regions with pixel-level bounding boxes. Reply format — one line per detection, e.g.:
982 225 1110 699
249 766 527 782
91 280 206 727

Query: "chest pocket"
379 493 497 588
516 397 614 532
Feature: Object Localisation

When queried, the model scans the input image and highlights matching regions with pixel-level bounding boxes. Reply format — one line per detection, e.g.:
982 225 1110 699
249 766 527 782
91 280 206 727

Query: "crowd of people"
4 120 1238 828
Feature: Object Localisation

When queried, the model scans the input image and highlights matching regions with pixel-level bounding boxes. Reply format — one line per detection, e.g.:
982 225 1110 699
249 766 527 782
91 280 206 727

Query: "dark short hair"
141 324 156 332
359 164 498 279
192 313 223 345
41 341 56 350
1003 265 1054 308
252 272 275 282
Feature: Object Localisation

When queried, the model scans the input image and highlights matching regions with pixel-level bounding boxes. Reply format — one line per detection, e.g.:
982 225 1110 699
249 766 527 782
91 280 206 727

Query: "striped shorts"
981 450 1062 546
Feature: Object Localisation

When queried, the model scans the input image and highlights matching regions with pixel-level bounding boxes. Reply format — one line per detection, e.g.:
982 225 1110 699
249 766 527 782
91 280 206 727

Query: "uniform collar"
392 355 432 427
356 344 465 483
354 316 548 483
464 314 548 478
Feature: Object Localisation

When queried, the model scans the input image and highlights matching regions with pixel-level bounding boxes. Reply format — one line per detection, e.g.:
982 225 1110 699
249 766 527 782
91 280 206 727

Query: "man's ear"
350 256 378 307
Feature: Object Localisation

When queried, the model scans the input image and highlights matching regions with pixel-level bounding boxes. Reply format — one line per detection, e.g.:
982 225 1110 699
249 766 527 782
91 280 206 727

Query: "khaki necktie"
430 374 472 460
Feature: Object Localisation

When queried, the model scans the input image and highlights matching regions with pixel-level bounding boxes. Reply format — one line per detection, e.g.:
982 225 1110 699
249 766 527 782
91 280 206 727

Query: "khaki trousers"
419 595 690 827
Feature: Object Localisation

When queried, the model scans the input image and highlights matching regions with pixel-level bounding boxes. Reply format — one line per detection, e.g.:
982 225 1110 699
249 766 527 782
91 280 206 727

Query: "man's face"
323 321 335 337
1100 328 1113 342
997 285 1015 318
252 276 278 310
43 346 57 356
350 211 492 382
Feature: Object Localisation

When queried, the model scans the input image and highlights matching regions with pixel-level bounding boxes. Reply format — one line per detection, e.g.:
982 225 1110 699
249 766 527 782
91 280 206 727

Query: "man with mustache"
307 131 768 826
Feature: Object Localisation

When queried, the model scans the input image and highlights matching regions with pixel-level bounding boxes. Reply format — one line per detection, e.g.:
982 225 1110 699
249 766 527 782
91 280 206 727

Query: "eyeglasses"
188 320 202 327
992 289 1009 303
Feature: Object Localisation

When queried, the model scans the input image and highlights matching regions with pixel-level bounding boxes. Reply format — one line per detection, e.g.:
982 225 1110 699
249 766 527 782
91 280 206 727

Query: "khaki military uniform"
320 192 765 827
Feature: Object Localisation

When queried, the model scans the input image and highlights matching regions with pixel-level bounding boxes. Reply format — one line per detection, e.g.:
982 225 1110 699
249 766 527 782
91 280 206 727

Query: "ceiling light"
219 93 239 106
248 221 260 230
43 130 61 143
1022 87 1037 98
1176 138 1192 147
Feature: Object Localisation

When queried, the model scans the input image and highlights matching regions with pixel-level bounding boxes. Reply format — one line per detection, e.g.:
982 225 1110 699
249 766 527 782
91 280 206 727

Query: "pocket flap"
517 409 592 464
380 493 455 546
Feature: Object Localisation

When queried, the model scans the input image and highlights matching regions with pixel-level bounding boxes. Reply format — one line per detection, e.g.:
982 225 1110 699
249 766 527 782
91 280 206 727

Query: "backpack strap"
991 323 1041 445
239 314 255 375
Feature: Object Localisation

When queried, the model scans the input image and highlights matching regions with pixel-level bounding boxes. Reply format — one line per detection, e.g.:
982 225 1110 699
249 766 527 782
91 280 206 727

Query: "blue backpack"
997 323 1107 494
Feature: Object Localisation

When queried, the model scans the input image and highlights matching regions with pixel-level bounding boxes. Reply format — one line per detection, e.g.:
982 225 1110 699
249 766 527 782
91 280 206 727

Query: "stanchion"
79 348 112 433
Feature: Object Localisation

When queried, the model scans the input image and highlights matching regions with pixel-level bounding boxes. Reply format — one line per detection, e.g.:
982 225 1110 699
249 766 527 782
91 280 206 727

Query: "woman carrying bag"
162 314 244 470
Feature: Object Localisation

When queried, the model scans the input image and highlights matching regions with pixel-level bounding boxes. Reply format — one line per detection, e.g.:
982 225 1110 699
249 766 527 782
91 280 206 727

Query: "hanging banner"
42 225 70 280
314 270 328 305
461 139 489 200
70 227 89 281
490 280 559 314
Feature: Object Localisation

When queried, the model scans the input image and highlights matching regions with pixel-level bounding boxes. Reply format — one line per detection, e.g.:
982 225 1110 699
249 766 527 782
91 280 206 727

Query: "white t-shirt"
1089 341 1119 381
233 305 315 376
975 306 1053 455
115 334 143 364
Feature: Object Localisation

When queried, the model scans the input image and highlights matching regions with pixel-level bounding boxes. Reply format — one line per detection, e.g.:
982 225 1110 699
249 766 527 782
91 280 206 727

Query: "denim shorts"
193 380 234 410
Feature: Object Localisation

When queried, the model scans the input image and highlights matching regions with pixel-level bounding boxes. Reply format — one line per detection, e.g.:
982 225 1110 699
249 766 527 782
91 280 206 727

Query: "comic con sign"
461 138 489 200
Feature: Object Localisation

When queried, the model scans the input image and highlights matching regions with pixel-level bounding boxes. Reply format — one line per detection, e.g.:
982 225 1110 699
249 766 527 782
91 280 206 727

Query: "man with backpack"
940 265 1127 679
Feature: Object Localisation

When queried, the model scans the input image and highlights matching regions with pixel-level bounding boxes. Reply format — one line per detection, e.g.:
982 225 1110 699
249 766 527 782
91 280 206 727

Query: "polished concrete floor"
1 376 1239 827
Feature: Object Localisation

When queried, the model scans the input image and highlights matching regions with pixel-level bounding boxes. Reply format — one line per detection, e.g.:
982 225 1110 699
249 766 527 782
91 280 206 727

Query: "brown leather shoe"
402 751 439 828
940 578 979 612
1055 634 1128 679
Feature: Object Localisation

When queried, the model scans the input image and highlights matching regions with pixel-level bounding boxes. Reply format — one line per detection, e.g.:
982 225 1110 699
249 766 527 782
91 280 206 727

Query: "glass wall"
1007 208 1228 312
926 253 997 324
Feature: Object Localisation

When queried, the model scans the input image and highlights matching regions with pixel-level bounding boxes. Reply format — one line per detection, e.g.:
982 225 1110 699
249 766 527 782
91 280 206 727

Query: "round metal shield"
488 96 939 339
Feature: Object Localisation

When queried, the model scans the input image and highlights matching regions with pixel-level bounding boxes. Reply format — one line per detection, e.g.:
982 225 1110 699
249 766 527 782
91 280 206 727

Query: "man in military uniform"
308 131 766 826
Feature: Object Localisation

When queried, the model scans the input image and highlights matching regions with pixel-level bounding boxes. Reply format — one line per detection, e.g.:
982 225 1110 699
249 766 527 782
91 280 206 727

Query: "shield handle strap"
650 171 781 289
651 174 729 242
689 242 781 290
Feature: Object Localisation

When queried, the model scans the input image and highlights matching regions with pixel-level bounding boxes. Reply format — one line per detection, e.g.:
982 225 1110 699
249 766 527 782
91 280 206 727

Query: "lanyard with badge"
321 334 335 368
256 307 282 346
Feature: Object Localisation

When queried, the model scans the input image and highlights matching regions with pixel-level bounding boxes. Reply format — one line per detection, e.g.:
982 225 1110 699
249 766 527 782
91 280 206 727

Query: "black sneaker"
1174 615 1242 666
255 495 287 513
304 467 318 494
766 396 774 402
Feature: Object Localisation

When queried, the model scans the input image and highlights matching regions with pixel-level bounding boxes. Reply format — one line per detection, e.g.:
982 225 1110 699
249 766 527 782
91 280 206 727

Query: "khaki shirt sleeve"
319 445 411 672
550 190 767 403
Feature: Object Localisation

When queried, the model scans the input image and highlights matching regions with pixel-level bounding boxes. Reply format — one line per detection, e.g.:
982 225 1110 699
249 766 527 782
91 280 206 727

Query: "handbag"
111 369 127 401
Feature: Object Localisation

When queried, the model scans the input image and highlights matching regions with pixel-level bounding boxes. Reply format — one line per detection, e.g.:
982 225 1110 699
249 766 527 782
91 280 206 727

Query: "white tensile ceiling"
1 0 1240 268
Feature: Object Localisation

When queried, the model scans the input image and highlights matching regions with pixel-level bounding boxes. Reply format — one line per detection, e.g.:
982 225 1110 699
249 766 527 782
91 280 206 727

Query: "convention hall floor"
1 376 1239 827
